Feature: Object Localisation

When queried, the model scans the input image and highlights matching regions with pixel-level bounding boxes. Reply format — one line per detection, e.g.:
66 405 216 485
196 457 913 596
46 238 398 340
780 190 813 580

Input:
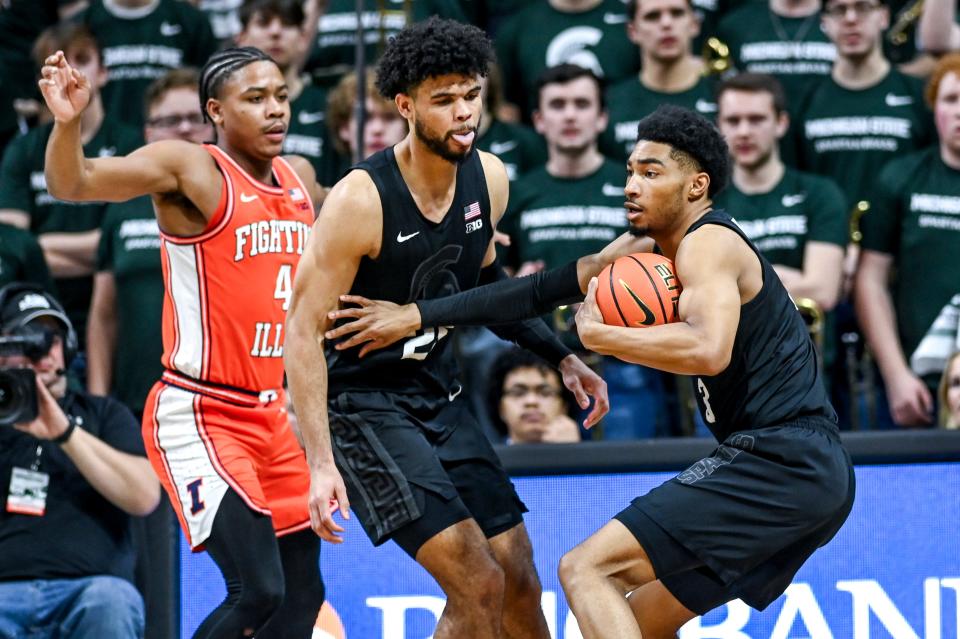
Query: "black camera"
0 330 52 426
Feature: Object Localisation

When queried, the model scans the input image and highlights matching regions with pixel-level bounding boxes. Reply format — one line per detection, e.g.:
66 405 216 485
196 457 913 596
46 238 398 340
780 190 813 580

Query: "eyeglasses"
502 384 562 399
146 113 206 128
822 1 881 19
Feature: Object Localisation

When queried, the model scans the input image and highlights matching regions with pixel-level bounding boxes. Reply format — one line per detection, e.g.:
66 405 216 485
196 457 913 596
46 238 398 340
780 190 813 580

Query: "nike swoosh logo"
781 193 806 207
160 22 182 36
297 111 324 125
885 93 913 107
397 231 420 243
488 140 518 154
602 183 623 197
695 99 717 113
448 384 462 402
603 12 627 24
240 193 258 203
619 279 656 326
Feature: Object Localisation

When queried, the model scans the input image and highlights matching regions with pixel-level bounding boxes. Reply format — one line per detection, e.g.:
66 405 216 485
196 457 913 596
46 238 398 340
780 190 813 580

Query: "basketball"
595 253 682 327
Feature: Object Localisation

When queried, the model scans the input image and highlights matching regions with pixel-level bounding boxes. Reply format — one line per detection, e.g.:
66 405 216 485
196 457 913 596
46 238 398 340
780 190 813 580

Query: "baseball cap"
0 289 71 335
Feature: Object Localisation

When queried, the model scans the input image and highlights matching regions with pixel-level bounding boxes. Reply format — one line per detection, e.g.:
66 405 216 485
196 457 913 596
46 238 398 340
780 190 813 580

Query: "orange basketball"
595 253 682 327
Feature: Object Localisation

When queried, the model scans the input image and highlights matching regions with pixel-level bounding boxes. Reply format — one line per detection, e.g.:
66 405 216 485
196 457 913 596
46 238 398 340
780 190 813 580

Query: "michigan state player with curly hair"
285 17 611 639
40 46 328 638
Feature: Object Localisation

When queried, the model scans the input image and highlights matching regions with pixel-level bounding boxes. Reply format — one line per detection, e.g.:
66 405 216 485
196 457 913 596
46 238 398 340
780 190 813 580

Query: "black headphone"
0 283 78 366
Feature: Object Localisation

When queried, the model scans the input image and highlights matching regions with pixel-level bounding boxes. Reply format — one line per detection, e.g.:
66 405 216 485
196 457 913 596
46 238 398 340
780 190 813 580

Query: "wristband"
52 414 79 445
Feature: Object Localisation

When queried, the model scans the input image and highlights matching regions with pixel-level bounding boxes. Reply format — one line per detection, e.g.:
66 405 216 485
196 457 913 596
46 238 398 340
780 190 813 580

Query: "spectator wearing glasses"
796 0 933 211
0 24 142 367
488 347 581 444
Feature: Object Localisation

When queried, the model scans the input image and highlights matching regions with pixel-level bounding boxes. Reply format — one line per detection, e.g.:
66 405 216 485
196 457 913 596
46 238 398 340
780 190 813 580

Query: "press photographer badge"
7 466 49 516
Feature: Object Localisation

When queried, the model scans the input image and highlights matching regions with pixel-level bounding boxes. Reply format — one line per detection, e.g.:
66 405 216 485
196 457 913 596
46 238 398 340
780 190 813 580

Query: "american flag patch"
463 201 481 221
289 188 305 201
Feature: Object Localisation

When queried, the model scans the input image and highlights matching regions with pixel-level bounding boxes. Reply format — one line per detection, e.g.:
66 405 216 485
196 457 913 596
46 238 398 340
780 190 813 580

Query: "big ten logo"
314 601 346 639
654 262 681 318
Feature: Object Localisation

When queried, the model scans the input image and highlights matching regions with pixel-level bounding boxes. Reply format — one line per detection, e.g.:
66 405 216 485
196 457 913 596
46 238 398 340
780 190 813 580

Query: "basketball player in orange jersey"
285 17 612 639
40 46 326 638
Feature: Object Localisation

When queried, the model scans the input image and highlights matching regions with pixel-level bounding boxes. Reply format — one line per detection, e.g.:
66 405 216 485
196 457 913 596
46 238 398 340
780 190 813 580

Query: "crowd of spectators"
2 0 959 635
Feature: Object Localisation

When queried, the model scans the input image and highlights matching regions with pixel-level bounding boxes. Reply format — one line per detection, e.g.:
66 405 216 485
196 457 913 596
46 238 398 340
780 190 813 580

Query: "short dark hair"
375 16 494 99
143 68 201 120
626 0 694 20
535 63 606 111
199 46 275 123
634 104 730 198
486 347 574 438
716 72 788 115
239 0 304 30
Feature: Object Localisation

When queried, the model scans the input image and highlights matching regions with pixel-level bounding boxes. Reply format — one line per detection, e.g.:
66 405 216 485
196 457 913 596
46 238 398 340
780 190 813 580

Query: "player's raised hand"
558 353 609 429
38 51 91 123
308 464 350 543
324 294 421 357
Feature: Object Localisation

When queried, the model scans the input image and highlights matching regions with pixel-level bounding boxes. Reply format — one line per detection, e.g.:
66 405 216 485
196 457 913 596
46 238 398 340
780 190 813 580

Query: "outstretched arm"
575 226 743 376
40 51 216 210
284 170 381 541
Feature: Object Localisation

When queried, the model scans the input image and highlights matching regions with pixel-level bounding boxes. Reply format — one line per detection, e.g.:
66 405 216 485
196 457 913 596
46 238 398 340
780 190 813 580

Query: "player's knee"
503 558 543 606
558 547 594 594
459 557 505 612
239 568 286 622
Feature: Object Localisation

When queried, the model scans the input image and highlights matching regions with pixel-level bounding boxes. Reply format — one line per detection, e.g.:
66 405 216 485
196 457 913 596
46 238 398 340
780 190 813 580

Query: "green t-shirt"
500 159 628 269
717 4 835 106
0 120 142 345
714 168 848 367
713 167 848 267
797 69 934 209
96 197 163 413
0 223 55 292
196 0 242 42
859 148 960 387
495 0 641 120
305 0 469 87
80 0 218 129
285 82 341 186
601 76 717 162
477 119 547 182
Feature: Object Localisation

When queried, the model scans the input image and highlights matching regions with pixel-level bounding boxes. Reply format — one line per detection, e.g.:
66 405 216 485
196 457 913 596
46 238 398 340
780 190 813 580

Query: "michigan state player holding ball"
284 17 612 639
327 105 856 638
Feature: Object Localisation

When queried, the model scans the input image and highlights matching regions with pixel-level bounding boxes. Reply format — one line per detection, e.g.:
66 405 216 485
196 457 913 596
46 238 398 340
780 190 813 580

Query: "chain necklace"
769 8 820 45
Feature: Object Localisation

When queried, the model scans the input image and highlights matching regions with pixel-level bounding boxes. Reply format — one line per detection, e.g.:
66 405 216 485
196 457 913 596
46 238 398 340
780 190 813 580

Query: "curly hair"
634 104 730 198
375 16 495 99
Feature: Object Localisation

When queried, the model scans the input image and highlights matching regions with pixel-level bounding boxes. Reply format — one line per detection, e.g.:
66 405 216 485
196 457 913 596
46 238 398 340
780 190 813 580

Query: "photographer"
0 284 159 638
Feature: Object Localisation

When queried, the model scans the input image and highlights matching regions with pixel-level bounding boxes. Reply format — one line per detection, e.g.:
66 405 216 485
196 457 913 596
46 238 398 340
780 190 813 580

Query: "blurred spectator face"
941 353 960 428
822 0 889 60
67 43 108 93
718 89 788 170
498 366 571 443
146 87 211 144
339 96 407 159
628 0 699 63
934 71 960 157
534 77 607 155
0 319 67 398
237 12 304 71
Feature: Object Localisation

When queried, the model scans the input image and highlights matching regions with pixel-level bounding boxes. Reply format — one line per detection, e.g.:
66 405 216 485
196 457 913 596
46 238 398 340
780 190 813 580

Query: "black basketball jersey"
687 209 837 441
326 148 494 398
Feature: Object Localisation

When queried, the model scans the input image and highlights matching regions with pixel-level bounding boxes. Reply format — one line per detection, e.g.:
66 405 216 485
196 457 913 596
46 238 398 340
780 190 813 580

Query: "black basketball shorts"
615 417 855 614
328 389 527 557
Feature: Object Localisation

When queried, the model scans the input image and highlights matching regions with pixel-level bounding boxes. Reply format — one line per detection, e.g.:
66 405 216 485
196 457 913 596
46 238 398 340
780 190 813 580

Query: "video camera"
0 327 54 426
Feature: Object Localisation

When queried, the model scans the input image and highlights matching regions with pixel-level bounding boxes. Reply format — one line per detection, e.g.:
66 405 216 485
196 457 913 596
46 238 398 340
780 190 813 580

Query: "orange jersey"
159 144 314 392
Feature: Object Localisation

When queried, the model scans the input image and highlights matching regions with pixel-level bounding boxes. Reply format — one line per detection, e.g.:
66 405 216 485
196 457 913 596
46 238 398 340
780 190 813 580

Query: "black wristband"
52 415 79 445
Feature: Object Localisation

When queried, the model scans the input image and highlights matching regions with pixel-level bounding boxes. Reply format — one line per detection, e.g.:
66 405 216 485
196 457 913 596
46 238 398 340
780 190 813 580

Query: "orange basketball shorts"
142 379 311 550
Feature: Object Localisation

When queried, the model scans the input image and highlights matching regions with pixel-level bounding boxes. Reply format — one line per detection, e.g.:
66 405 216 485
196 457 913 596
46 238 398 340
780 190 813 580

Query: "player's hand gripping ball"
595 253 682 327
